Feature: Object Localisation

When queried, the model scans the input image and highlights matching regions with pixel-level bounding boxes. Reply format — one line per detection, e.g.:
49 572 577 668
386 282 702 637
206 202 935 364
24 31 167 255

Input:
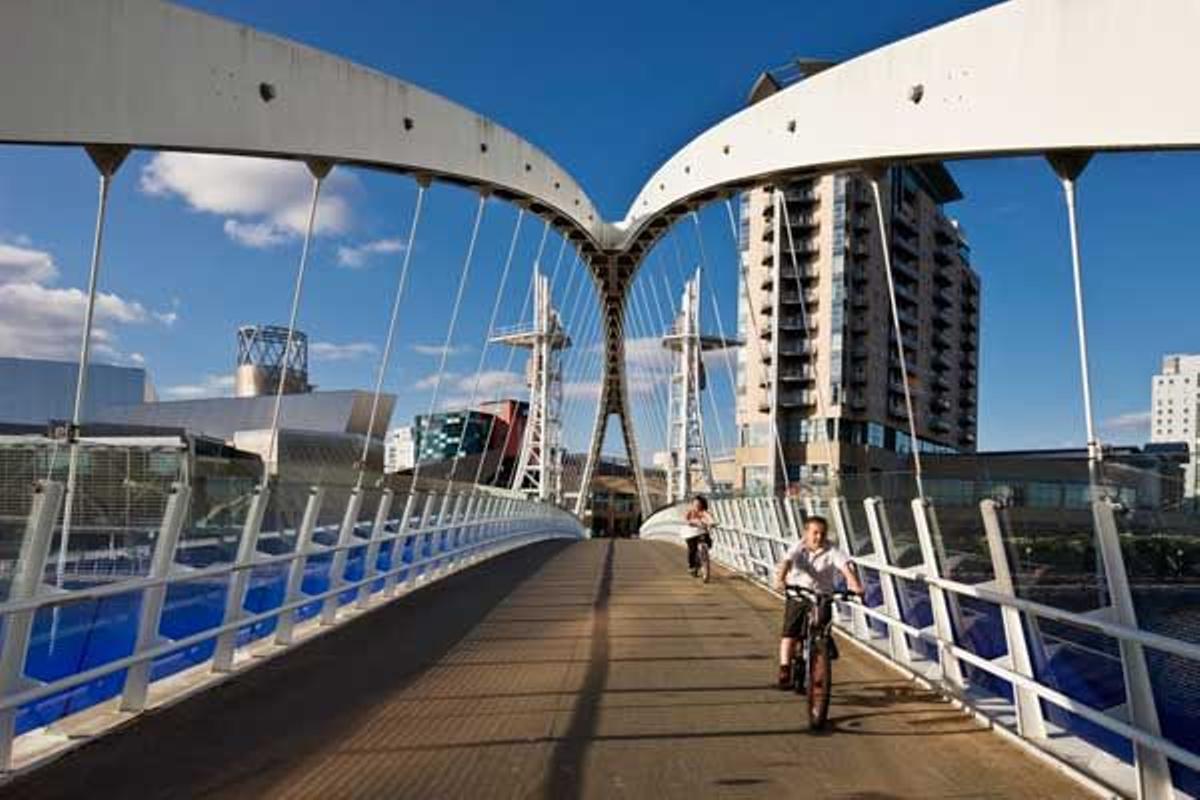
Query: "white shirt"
783 541 851 593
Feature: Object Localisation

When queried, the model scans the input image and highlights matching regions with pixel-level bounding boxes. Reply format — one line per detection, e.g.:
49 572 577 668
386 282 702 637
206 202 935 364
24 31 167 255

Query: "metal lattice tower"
491 269 570 504
235 325 311 397
664 268 739 504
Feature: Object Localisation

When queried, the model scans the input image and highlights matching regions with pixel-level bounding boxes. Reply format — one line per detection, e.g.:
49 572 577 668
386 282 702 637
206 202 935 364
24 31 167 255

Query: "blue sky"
0 0 1192 458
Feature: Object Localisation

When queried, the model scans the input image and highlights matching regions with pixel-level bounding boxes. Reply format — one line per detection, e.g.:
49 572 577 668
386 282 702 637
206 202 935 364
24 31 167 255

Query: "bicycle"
696 536 710 583
785 585 859 730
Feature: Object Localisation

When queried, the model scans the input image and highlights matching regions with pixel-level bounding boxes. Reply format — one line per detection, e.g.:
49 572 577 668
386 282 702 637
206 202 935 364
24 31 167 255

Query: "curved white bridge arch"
3 0 1200 516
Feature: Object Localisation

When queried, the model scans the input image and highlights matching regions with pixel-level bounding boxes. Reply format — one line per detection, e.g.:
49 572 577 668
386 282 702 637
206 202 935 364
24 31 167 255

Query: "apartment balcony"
893 281 919 305
963 332 979 349
932 314 952 331
959 413 977 427
849 317 870 334
961 373 977 389
779 390 818 408
784 188 820 204
789 213 819 230
757 398 771 414
931 349 953 370
850 240 871 259
778 315 817 332
759 298 773 316
933 289 954 309
896 306 919 330
779 366 816 382
847 393 868 411
760 273 773 292
848 366 869 384
892 234 919 258
931 396 952 413
887 399 908 419
761 226 775 243
780 265 820 283
849 264 870 285
850 344 869 361
959 395 977 410
934 224 955 246
960 352 977 369
759 323 772 341
893 255 920 282
783 240 820 259
932 373 951 391
960 431 977 446
929 416 952 433
963 296 979 314
850 212 871 233
779 341 818 357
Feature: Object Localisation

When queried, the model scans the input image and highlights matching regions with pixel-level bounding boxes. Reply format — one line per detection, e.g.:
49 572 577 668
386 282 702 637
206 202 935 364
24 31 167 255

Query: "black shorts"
781 596 811 638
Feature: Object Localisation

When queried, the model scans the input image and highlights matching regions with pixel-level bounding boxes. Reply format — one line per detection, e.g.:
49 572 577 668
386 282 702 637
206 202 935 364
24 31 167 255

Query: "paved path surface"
4 539 1085 799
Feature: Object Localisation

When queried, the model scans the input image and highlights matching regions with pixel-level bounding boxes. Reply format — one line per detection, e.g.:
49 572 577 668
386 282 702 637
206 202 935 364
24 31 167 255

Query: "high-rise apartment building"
1151 354 1200 498
733 165 981 492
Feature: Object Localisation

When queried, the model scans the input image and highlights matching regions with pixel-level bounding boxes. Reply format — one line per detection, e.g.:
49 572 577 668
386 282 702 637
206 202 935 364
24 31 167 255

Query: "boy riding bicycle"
773 515 863 689
683 495 714 577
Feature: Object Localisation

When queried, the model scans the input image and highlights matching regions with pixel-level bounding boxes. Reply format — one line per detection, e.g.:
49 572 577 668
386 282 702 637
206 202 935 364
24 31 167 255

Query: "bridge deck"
5 540 1083 799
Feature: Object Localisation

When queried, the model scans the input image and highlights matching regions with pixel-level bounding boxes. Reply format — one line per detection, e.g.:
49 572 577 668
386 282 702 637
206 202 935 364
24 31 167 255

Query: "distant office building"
0 356 152 426
401 400 529 484
385 426 415 473
1151 354 1200 496
733 62 980 494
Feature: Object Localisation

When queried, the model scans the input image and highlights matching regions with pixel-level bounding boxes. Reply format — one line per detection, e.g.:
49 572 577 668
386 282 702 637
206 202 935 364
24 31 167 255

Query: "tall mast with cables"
664 267 739 504
492 268 569 503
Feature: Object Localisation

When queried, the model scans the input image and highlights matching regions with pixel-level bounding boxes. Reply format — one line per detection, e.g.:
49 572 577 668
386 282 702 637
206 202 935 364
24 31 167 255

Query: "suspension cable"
689 211 737 456
410 192 488 491
355 181 427 490
778 190 838 483
868 174 925 499
264 170 327 488
449 208 524 487
489 220 552 485
723 197 792 495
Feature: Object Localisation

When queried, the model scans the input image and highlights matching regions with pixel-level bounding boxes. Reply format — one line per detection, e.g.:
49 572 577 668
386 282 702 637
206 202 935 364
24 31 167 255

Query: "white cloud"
1102 410 1152 442
416 369 526 404
411 343 472 357
223 219 292 249
162 374 235 400
0 281 148 361
140 153 354 248
154 310 179 326
336 237 405 269
310 341 377 361
129 352 146 366
0 240 58 285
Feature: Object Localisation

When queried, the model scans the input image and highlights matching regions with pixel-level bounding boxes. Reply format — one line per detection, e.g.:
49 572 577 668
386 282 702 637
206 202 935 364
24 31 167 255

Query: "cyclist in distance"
683 495 714 577
773 515 863 689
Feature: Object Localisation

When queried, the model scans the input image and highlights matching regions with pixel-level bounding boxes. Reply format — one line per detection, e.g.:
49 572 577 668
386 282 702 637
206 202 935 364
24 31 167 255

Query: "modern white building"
1151 354 1200 497
385 426 415 473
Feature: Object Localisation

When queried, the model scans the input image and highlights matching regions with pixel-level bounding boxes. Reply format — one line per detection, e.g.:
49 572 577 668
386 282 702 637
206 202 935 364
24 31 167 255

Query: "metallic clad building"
0 357 150 425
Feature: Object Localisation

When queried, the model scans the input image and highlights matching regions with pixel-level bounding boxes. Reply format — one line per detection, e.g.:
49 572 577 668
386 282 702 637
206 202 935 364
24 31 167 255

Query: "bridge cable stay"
722 198 793 496
778 192 838 487
690 211 739 460
54 145 129 587
561 278 606 495
645 264 694 457
262 162 334 492
447 208 524 487
408 193 489 491
469 210 528 486
865 177 925 499
488 220 552 485
546 236 569 297
645 254 698 456
628 275 674 462
553 256 603 492
1046 153 1176 800
354 181 428 491
627 275 673 455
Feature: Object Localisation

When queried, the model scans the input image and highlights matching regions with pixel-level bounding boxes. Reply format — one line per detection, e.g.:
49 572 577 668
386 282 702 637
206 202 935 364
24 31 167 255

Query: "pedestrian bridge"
0 536 1082 800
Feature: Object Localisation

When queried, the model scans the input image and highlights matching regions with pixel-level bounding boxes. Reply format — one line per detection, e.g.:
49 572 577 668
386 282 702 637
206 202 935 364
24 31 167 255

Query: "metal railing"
641 486 1200 800
0 477 585 773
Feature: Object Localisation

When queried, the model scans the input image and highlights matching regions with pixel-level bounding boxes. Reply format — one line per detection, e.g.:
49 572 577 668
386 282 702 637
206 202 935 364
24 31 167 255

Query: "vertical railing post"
357 489 393 609
322 488 364 625
274 487 325 645
1093 498 1173 799
864 497 912 666
911 498 964 690
0 480 65 769
830 495 870 639
980 498 1046 740
383 491 418 598
120 482 192 712
212 486 270 673
417 493 439 581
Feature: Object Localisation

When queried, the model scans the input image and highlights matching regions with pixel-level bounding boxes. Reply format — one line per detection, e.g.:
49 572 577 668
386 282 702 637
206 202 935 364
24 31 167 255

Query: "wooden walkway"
4 540 1085 799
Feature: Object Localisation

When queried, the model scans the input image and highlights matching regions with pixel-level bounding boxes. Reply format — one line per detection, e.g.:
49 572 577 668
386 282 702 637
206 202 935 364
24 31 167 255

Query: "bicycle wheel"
698 542 710 583
806 636 832 730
